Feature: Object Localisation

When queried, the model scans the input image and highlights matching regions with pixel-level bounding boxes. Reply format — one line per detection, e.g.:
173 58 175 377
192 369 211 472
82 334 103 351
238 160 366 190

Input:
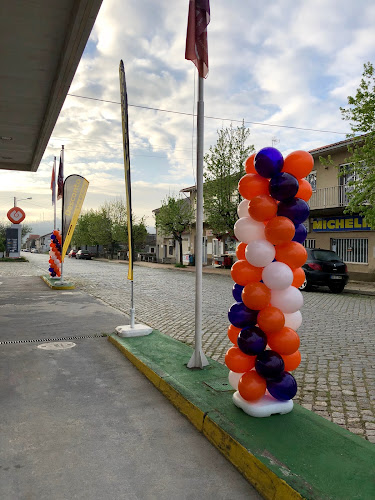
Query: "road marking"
38 342 76 350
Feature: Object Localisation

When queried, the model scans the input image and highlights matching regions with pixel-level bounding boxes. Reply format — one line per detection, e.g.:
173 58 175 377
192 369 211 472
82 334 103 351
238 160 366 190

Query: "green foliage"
203 122 254 237
339 62 375 228
72 199 148 257
155 195 194 265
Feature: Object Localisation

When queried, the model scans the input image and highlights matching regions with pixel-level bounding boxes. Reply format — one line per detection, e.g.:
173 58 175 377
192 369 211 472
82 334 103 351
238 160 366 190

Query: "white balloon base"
115 323 153 337
233 392 293 418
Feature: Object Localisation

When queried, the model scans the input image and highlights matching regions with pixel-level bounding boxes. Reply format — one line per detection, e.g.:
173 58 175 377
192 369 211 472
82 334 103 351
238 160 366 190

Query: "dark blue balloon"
269 172 299 201
238 326 267 355
228 302 259 329
293 223 307 244
277 198 310 224
49 267 53 272
232 284 244 302
255 350 285 379
255 147 284 178
267 372 297 401
51 234 56 240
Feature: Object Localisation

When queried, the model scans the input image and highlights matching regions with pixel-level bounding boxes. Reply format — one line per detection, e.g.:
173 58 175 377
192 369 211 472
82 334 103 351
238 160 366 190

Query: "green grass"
0 257 28 262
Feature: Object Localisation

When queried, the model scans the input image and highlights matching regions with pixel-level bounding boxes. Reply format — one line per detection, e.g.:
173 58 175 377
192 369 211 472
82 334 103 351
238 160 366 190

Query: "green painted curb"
109 331 375 500
40 275 75 290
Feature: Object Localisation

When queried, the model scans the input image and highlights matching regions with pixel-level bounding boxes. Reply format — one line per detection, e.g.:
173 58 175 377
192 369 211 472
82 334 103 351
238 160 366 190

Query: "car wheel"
328 283 346 293
299 277 312 292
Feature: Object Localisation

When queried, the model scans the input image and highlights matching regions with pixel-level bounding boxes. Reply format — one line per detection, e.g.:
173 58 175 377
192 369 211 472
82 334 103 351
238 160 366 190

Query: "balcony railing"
308 185 350 210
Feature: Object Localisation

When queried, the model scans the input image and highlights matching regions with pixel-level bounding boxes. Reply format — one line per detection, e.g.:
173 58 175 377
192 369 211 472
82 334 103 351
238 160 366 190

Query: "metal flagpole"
60 146 64 283
53 156 57 231
187 76 209 369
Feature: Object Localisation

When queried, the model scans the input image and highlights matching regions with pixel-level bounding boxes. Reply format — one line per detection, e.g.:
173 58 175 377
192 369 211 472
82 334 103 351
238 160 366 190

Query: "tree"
338 62 375 228
203 122 254 239
154 195 194 265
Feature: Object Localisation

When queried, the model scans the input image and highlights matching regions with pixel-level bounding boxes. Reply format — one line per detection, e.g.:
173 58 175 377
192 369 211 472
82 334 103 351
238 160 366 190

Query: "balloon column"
49 230 62 278
226 148 313 417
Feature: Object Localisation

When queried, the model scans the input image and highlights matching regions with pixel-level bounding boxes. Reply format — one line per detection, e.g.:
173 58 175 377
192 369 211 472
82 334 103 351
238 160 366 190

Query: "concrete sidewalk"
0 276 260 499
97 258 375 296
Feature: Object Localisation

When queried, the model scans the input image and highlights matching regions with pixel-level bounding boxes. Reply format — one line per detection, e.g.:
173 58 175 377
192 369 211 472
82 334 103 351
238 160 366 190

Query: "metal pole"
53 156 57 231
14 197 16 207
130 280 135 328
187 76 209 369
60 146 64 282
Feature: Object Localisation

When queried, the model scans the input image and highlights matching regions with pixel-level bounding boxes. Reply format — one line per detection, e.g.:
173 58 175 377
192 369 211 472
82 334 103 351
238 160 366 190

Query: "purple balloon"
293 223 307 244
277 198 310 224
232 284 244 302
228 302 258 329
238 326 267 355
255 147 284 178
269 172 299 201
267 372 298 401
255 350 285 379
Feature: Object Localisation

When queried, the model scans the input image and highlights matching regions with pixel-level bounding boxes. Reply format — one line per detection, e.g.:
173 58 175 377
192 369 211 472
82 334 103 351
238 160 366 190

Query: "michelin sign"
312 216 371 232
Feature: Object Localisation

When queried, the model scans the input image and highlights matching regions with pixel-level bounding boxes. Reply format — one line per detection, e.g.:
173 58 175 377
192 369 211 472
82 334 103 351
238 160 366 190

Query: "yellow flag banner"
61 175 89 261
119 60 134 280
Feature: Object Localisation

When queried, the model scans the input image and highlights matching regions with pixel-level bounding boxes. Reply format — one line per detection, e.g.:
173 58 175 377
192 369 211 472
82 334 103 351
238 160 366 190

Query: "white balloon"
262 261 293 290
284 311 303 330
245 239 276 267
228 371 245 391
234 217 265 244
270 286 304 313
237 199 250 218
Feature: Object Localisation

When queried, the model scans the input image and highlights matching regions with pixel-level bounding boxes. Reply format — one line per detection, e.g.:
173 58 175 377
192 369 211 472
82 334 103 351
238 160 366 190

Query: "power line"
67 92 347 135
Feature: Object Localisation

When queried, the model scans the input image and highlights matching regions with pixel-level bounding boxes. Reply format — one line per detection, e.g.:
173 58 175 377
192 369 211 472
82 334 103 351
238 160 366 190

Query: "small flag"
51 157 56 205
57 152 64 200
185 0 210 78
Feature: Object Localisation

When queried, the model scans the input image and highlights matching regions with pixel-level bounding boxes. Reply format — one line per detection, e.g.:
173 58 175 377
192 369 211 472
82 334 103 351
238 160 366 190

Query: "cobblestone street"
3 254 375 442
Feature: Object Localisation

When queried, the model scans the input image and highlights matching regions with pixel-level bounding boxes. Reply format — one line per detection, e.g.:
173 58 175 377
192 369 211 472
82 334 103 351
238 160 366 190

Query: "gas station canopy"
0 0 103 172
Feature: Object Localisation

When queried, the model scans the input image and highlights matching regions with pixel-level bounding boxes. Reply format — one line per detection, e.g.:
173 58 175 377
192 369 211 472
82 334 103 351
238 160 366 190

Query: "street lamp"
14 196 32 207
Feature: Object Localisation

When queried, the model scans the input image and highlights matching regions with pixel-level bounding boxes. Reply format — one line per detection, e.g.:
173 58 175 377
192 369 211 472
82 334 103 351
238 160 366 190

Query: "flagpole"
60 145 64 283
53 156 57 231
187 76 209 369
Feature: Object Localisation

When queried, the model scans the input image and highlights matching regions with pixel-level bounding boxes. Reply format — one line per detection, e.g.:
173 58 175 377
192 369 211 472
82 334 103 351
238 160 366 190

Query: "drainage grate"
0 334 106 345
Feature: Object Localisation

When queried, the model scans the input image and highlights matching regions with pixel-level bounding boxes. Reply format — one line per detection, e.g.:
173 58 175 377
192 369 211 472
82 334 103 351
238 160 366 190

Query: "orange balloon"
245 153 256 174
292 267 306 288
275 242 307 269
236 242 247 260
227 325 241 345
238 174 269 200
283 150 314 179
264 216 295 245
238 370 267 402
257 306 285 334
225 346 256 373
242 282 271 311
267 327 300 355
230 260 263 286
281 350 301 371
296 179 313 201
248 195 278 222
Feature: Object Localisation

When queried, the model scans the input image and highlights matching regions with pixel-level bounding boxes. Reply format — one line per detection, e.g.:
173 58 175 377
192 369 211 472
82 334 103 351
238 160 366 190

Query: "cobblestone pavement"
2 255 375 443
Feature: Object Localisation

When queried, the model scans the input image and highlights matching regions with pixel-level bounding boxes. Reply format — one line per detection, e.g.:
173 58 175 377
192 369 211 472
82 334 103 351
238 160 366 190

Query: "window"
330 238 368 264
303 239 316 249
306 170 316 191
169 245 174 256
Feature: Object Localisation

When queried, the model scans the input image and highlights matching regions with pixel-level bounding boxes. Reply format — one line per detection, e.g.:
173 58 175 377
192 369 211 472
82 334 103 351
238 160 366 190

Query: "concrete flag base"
233 391 293 418
116 323 153 337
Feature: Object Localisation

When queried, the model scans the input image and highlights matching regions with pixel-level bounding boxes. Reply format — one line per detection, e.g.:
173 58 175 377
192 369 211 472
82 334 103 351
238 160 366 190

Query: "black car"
76 250 92 260
300 248 349 293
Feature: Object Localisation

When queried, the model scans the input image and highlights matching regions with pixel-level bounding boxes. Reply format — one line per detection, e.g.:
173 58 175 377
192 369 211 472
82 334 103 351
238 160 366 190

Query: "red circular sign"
7 207 26 224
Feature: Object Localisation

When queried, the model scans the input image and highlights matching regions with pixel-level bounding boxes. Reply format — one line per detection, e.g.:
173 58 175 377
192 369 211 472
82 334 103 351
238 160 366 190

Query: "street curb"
108 333 300 500
40 275 75 290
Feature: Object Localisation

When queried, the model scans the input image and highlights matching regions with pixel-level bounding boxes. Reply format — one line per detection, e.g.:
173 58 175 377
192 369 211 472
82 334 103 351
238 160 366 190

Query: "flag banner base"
233 392 293 418
116 323 153 337
187 347 209 369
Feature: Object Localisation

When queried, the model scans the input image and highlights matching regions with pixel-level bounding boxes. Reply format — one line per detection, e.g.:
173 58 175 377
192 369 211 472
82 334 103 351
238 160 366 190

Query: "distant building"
36 233 52 253
25 234 40 251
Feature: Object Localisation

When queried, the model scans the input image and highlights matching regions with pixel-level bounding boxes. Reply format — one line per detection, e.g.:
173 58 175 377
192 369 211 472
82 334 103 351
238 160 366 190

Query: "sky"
1 0 375 237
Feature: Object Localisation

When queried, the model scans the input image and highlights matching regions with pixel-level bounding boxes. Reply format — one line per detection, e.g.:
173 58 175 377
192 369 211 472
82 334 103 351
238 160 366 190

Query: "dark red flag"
185 0 210 78
57 153 64 201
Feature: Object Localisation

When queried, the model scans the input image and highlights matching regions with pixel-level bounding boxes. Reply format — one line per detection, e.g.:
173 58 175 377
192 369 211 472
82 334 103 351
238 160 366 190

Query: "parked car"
68 249 77 258
76 250 92 260
30 248 38 253
300 248 349 293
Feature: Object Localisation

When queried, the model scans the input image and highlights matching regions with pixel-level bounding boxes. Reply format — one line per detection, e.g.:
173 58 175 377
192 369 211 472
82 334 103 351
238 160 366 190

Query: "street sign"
7 207 26 224
6 228 19 252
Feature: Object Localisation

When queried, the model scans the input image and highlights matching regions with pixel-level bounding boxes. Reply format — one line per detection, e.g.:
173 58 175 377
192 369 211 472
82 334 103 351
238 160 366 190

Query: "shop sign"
312 216 371 232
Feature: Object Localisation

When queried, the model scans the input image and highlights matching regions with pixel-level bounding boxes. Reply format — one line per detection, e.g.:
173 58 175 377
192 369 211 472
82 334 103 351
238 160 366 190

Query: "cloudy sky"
1 0 375 235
